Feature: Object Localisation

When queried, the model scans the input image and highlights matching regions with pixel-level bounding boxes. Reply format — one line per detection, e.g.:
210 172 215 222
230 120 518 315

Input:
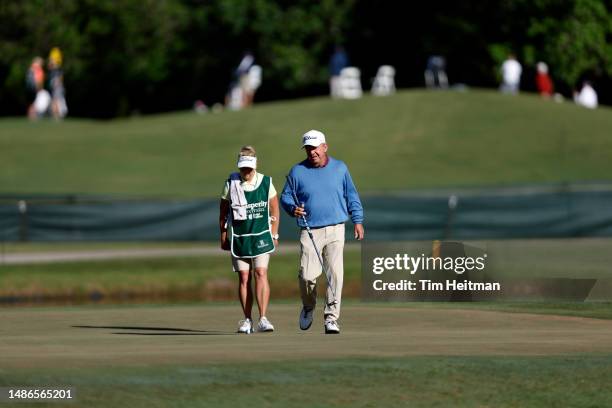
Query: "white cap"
237 155 257 169
302 129 326 148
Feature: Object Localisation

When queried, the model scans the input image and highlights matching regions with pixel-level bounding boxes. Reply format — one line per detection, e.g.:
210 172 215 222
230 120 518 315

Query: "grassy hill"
1 89 611 197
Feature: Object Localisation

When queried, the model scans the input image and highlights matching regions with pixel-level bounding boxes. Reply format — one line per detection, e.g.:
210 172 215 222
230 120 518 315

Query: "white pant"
299 223 345 321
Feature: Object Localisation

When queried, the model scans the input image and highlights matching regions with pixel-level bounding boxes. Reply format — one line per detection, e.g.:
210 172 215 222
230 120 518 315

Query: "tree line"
1 0 610 118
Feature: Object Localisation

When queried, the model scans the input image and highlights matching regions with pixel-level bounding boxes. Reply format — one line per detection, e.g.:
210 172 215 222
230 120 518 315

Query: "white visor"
237 155 257 169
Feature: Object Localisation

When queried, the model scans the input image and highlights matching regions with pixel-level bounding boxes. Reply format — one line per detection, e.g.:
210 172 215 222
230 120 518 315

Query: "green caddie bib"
230 175 275 258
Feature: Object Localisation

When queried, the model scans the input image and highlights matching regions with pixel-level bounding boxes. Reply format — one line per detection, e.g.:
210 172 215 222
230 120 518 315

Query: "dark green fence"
1 184 611 242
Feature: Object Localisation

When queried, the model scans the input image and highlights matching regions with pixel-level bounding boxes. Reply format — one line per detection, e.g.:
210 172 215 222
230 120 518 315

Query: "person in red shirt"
536 62 554 98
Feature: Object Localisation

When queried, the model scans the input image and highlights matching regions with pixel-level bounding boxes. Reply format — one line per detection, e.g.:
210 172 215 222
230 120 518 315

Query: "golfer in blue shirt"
281 129 364 334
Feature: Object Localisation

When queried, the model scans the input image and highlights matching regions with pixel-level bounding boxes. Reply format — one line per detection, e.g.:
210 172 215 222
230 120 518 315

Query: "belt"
300 222 343 230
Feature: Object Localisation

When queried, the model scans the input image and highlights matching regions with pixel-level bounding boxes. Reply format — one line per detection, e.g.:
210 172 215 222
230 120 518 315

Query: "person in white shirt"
219 145 280 334
574 81 598 109
499 54 522 94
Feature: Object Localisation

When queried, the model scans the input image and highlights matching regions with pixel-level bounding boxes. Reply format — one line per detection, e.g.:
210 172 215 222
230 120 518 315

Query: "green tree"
215 0 355 90
1 0 610 117
488 0 612 88
526 0 612 86
0 0 188 117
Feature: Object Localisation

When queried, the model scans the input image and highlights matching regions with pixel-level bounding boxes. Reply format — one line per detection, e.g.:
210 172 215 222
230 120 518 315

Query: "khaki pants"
299 223 344 321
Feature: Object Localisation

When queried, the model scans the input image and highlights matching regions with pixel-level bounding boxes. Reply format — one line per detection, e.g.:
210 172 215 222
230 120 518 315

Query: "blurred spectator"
499 53 522 94
226 52 258 110
424 55 448 89
574 81 598 109
48 47 68 119
535 62 554 98
26 57 45 92
26 57 45 119
329 46 349 98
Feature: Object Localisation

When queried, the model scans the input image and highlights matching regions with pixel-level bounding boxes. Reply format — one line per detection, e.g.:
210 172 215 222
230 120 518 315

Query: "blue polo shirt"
281 157 364 228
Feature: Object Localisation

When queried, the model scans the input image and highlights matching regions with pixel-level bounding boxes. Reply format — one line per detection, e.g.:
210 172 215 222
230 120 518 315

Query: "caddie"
219 145 279 333
281 130 364 334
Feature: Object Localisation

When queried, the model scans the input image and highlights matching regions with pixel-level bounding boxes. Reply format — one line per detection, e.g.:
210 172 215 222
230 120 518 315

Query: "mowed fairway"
2 303 612 407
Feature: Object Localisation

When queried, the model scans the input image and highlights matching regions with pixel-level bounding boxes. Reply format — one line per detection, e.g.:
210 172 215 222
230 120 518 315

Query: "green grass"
2 356 612 407
2 303 612 406
0 250 361 299
2 245 612 320
0 241 205 254
371 301 612 320
2 238 612 307
1 90 612 197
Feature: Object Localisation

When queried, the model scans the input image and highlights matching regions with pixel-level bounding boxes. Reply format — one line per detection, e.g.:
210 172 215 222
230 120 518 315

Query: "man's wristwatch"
272 234 279 240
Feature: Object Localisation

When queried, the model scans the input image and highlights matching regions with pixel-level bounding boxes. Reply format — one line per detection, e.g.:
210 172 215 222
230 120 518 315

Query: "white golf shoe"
257 316 274 332
299 306 314 330
324 319 340 334
237 318 253 334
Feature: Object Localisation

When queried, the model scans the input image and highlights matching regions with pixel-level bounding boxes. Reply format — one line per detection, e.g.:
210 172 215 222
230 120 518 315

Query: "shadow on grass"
72 325 235 335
